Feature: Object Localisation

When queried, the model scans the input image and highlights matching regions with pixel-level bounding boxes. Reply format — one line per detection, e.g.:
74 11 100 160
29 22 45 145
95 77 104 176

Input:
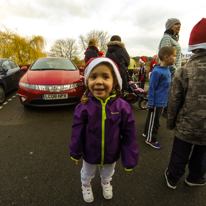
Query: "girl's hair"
88 39 98 47
158 46 176 61
81 62 122 104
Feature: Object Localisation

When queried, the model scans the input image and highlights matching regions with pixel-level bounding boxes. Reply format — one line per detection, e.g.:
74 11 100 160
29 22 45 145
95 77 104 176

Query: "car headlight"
19 82 84 92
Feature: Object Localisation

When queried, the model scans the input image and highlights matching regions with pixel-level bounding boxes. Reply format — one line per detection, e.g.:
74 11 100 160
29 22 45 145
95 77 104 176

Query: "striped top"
158 34 181 74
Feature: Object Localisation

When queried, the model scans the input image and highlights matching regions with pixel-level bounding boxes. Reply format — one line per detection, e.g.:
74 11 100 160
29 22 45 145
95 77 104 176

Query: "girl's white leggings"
81 160 116 186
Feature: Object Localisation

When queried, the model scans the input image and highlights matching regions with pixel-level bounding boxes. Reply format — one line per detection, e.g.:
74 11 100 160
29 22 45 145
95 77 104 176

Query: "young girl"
69 57 139 203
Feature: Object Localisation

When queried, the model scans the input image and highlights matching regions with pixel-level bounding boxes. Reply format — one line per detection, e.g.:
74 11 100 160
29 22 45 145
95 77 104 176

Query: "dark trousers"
144 107 163 142
128 69 134 78
119 67 129 90
204 153 206 175
139 81 145 90
168 136 206 183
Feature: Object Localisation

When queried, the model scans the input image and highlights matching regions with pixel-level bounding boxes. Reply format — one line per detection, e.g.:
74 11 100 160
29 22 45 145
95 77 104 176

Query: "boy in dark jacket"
142 46 176 149
165 18 206 189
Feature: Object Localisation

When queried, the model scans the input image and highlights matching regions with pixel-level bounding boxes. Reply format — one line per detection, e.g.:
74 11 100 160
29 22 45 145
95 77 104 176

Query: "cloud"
1 0 206 57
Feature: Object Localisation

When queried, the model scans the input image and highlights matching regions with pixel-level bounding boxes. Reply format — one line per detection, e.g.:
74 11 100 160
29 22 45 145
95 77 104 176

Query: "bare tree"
48 38 79 60
79 30 110 55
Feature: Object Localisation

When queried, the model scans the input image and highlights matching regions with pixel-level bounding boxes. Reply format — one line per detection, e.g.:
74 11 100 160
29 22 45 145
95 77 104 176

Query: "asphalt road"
0 88 205 206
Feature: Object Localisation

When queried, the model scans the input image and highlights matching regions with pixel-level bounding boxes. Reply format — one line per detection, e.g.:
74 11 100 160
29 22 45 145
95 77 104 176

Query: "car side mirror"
79 66 85 74
2 67 9 73
21 66 28 71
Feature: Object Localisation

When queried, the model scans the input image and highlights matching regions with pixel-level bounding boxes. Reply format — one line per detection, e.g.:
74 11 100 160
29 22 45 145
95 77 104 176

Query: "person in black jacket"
106 35 130 95
84 39 100 63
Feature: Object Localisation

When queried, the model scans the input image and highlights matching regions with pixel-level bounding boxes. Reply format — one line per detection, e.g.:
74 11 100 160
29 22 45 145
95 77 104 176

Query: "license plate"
42 93 68 100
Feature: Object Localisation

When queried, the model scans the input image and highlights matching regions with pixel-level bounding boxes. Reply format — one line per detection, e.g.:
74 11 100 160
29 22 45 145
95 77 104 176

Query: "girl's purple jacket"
69 93 139 169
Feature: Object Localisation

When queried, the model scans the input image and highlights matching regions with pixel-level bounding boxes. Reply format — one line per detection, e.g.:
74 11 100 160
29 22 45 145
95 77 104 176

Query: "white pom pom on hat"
84 57 122 90
139 57 146 64
188 18 206 52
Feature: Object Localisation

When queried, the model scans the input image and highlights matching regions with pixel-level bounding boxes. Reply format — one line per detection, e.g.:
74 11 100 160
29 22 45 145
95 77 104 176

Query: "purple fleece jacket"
69 93 139 169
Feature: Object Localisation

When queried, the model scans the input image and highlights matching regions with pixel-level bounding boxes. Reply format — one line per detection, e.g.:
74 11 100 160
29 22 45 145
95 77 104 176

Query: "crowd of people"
69 18 206 203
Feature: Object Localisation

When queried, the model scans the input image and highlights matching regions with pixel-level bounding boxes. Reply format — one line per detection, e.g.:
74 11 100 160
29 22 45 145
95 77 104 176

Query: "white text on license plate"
43 93 68 100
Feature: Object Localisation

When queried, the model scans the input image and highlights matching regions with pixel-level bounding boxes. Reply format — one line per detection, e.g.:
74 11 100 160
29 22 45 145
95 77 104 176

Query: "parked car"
0 58 22 104
18 57 86 107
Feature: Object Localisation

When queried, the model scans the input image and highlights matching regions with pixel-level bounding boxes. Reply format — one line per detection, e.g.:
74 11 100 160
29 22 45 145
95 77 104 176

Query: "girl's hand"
75 161 78 165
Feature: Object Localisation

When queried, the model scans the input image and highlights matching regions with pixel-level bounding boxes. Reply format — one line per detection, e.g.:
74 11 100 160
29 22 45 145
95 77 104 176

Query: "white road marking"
3 102 8 105
0 106 3 109
8 99 12 101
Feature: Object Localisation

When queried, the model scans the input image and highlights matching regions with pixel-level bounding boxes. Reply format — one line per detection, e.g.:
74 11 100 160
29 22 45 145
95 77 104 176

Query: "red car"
18 57 85 107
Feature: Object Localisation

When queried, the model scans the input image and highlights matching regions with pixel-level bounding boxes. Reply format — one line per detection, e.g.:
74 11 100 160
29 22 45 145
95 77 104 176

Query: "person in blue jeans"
142 46 176 149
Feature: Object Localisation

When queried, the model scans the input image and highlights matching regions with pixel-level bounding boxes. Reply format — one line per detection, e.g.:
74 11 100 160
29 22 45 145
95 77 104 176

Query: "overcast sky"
1 0 205 57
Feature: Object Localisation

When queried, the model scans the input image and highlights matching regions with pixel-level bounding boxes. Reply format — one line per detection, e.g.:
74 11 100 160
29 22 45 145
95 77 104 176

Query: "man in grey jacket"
165 18 206 189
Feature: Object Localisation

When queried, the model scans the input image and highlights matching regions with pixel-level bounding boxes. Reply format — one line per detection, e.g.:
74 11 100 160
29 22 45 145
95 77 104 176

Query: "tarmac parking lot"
0 88 205 206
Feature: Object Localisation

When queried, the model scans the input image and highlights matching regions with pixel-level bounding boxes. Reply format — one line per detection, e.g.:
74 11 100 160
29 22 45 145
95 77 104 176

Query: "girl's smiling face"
88 63 114 102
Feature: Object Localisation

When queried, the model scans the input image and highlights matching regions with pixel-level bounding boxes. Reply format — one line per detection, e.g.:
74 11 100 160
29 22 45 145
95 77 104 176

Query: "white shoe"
82 184 94 203
101 182 113 199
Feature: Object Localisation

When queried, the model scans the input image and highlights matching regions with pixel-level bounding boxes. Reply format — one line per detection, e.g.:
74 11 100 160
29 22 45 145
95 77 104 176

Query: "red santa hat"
188 18 206 52
84 57 122 90
153 55 157 58
139 57 146 64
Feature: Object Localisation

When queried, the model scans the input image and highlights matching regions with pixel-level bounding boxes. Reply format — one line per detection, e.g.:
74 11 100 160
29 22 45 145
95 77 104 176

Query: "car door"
9 60 21 88
1 60 13 91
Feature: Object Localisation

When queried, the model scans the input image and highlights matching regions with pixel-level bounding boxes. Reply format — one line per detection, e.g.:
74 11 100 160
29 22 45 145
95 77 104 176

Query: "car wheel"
0 85 5 104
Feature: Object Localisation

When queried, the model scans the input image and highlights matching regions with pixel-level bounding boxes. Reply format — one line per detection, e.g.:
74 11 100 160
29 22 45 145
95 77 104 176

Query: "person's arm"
140 66 146 82
69 104 87 161
159 35 177 74
120 48 130 67
148 70 160 106
120 104 139 170
167 69 185 130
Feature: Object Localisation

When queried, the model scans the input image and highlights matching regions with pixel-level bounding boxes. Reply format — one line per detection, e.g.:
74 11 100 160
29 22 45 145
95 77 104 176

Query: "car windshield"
30 58 77 71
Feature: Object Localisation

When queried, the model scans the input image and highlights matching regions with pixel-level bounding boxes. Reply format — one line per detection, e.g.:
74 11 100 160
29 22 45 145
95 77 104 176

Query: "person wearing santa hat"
149 55 158 79
69 57 139 202
138 57 147 89
165 18 206 189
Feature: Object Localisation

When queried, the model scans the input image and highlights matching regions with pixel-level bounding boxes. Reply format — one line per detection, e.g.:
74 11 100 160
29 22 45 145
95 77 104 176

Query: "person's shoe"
101 181 113 199
162 112 167 118
82 184 94 203
165 169 177 189
142 133 146 138
185 177 206 187
145 140 162 149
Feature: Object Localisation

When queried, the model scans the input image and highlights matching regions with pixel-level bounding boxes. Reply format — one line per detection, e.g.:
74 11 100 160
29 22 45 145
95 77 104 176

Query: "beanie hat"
165 18 181 30
110 35 121 42
139 57 146 64
188 18 206 52
84 57 122 90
